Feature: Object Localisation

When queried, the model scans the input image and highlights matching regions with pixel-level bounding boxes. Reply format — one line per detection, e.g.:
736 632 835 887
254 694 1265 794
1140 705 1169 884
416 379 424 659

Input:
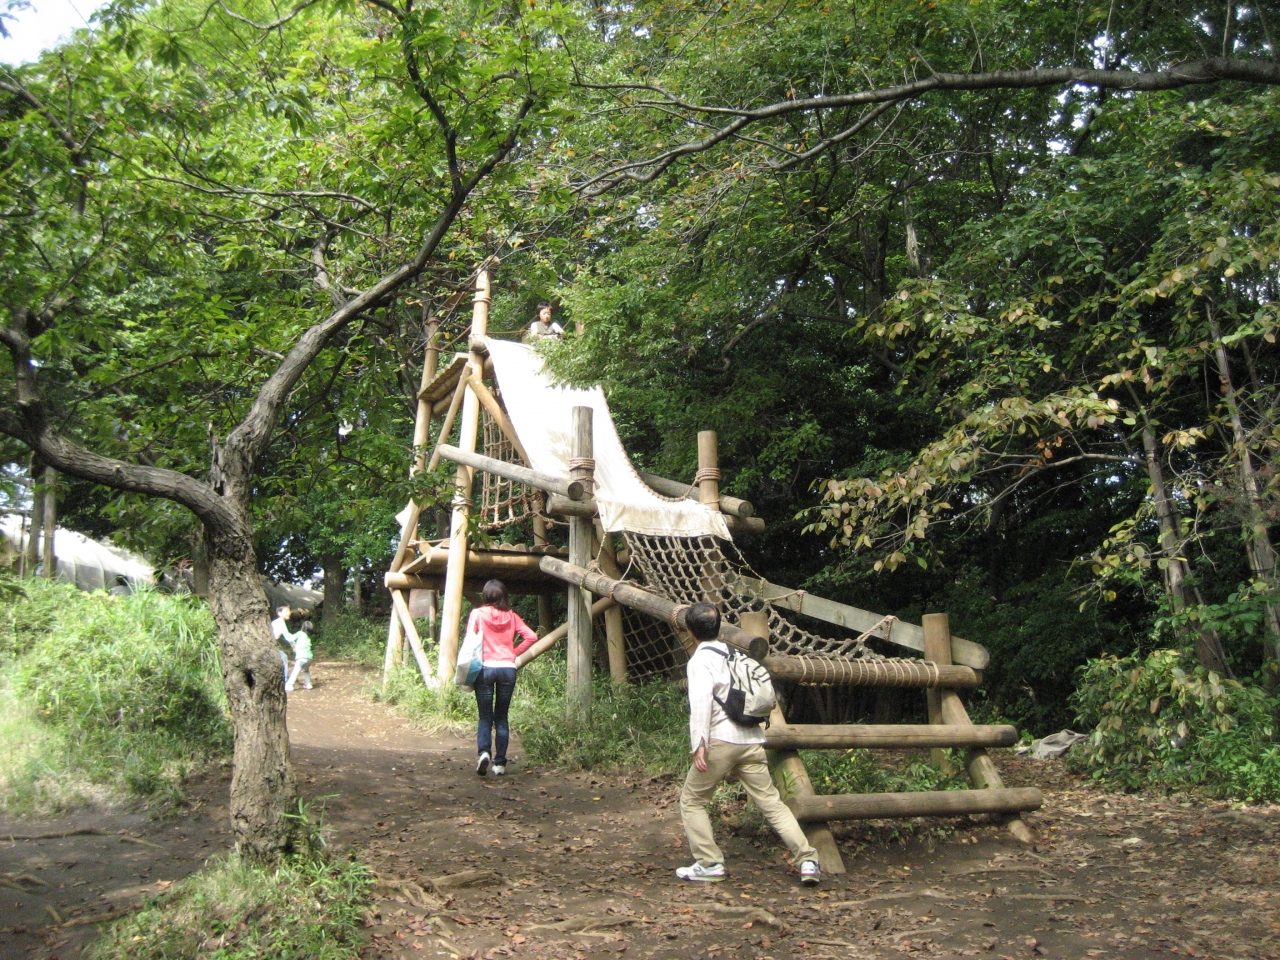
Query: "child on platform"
286 620 314 692
677 601 821 885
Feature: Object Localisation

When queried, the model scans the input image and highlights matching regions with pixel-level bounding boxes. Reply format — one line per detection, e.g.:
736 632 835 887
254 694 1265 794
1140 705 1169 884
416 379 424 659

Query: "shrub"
314 612 386 667
801 748 967 796
1070 648 1280 801
0 580 232 810
91 852 371 960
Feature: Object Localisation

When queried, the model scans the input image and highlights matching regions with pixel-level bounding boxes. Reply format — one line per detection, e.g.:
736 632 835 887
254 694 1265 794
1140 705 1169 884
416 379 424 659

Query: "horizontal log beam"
546 495 766 534
418 353 470 403
538 556 768 661
514 597 617 668
788 787 1043 823
762 656 980 688
386 560 557 590
385 574 561 596
437 444 584 500
638 470 755 519
741 577 990 670
765 723 1018 751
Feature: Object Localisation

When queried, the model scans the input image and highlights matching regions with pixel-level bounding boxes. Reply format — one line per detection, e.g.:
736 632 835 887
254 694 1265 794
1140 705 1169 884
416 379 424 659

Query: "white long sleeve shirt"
686 641 766 753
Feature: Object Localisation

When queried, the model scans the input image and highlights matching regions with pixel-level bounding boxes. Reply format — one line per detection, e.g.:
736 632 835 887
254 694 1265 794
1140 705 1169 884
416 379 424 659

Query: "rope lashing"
669 603 690 632
568 457 597 474
693 466 721 485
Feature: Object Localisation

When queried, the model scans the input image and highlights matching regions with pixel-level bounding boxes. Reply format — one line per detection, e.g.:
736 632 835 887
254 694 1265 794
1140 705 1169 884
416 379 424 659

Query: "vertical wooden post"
533 511 554 634
923 613 956 775
383 613 404 683
566 405 594 719
929 612 1034 845
595 522 628 684
42 467 55 579
23 454 42 577
696 430 720 507
436 271 489 683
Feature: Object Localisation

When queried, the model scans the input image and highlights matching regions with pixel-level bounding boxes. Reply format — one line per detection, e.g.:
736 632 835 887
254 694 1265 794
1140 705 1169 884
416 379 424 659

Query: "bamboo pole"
436 271 488 683
515 597 617 667
566 405 594 720
596 523 628 684
435 445 584 499
391 589 435 686
927 613 1035 845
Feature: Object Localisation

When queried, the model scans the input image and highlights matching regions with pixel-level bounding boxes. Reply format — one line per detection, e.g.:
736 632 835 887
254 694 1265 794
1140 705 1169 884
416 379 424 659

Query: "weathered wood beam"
787 787 1043 823
515 597 618 668
638 470 755 519
546 494 765 534
765 723 1018 751
437 444 585 500
761 655 981 689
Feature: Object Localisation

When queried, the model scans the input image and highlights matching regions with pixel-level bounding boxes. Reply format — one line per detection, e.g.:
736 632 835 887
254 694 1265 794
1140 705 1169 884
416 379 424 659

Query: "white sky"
0 0 109 65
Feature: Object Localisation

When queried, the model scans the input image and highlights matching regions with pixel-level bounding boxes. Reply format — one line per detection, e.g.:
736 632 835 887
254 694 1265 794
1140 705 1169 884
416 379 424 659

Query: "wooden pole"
382 612 404 686
923 613 956 775
788 787 1043 822
466 372 531 467
23 454 42 578
566 405 594 720
596 522 628 684
696 430 720 507
436 270 489 683
765 723 1019 751
515 596 617 667
391 589 435 686
638 470 754 519
534 513 553 634
435 444 584 499
40 465 55 579
928 613 1035 845
427 365 472 473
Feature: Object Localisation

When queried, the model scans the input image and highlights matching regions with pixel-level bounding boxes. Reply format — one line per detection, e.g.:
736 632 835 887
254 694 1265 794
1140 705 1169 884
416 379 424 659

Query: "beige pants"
680 740 819 869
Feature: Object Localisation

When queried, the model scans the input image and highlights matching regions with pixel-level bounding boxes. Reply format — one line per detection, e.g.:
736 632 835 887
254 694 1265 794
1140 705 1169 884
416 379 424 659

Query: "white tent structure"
0 514 155 592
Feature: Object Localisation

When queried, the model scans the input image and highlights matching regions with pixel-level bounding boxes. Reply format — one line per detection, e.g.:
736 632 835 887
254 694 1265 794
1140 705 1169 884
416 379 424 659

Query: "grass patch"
91 852 372 960
0 577 231 812
314 612 386 667
801 748 968 796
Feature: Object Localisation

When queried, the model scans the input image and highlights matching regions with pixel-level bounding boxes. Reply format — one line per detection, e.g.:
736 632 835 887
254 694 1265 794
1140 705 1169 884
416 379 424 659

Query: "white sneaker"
476 752 490 776
284 684 294 693
800 860 821 886
492 764 506 775
676 862 725 882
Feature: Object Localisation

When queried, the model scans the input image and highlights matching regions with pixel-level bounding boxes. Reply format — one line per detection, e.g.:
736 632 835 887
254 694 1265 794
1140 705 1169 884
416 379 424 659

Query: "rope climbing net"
616 532 935 685
477 407 540 529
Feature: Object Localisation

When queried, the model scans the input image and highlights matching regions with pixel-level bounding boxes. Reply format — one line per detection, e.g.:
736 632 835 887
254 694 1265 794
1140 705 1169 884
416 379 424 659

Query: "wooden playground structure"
381 270 1039 874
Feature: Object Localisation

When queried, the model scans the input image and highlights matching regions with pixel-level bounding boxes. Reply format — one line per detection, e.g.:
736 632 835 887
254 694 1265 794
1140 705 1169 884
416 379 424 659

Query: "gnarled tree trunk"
322 551 345 627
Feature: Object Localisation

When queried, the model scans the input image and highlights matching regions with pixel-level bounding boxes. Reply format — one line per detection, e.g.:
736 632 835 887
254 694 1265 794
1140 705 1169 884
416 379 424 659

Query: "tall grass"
0 577 231 811
313 611 386 667
91 852 371 960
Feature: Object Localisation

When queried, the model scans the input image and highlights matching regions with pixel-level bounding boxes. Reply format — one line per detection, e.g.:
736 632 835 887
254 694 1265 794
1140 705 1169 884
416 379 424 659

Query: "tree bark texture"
322 551 346 626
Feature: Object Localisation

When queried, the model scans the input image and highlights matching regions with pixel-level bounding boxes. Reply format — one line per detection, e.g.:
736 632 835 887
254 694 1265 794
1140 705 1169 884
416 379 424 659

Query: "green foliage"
801 749 967 797
373 663 476 736
0 580 231 810
91 851 372 960
314 612 386 668
1071 649 1280 801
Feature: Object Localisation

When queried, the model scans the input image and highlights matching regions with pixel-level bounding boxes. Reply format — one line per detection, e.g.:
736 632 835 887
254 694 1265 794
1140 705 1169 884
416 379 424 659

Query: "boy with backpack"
677 601 821 885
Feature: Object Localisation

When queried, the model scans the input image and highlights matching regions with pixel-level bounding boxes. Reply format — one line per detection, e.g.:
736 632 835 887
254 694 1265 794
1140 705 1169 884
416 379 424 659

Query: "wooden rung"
765 723 1018 751
788 787 1042 822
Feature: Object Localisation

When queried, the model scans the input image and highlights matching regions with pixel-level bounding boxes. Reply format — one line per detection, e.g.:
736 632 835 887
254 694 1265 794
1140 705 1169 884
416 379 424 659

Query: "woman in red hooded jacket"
468 579 539 775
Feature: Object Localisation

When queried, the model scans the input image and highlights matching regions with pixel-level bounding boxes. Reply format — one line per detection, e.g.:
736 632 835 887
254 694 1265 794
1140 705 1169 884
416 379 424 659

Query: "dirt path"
3 661 1279 959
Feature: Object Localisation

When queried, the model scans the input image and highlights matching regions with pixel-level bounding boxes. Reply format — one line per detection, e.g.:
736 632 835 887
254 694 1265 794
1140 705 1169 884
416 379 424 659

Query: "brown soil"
3 661 1278 959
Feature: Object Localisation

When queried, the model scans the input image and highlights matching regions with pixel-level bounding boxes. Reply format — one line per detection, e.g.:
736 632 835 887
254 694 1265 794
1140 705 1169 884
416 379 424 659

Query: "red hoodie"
468 605 538 666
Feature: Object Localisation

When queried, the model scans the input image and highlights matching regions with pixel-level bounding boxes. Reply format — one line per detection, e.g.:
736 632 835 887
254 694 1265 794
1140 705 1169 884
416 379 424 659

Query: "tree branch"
577 57 1280 194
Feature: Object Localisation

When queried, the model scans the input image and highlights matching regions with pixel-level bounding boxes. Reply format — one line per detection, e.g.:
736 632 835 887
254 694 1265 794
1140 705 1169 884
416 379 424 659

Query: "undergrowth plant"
315 612 386 667
800 748 968 796
1070 648 1280 801
91 851 371 960
0 579 231 811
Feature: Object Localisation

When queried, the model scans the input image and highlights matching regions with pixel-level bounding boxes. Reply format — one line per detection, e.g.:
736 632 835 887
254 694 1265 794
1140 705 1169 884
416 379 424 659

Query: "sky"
0 0 108 65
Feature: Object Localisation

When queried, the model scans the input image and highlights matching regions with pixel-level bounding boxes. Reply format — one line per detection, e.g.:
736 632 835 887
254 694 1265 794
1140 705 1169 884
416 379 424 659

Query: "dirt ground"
2 661 1279 960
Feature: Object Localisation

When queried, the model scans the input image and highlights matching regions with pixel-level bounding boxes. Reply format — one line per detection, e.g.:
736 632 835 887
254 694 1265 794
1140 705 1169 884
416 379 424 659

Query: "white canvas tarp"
485 339 732 540
0 515 155 592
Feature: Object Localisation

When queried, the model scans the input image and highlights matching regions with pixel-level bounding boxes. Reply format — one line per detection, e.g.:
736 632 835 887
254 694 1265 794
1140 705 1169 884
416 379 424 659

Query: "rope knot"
693 467 722 484
568 456 596 474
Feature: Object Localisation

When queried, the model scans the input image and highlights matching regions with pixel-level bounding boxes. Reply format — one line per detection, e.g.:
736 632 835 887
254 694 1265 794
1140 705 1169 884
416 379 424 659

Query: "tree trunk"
41 465 56 579
23 454 43 577
203 520 299 862
1210 316 1280 664
1141 425 1234 676
322 551 346 627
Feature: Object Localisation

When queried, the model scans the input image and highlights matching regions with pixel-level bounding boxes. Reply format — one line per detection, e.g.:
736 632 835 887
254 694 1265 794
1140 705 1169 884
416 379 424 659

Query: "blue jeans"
475 666 517 765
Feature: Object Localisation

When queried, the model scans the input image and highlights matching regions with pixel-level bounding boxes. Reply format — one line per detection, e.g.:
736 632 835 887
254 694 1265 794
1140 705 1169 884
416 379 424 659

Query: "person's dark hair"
536 302 552 313
275 605 290 617
482 579 511 611
686 602 721 641
301 620 314 633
